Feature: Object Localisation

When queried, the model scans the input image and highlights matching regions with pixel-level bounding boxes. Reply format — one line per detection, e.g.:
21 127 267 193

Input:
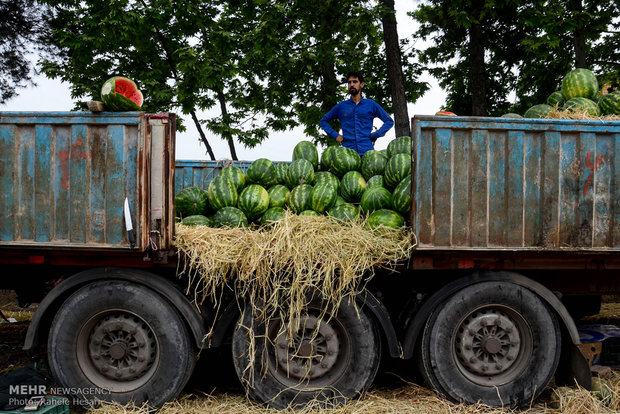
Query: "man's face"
347 77 363 95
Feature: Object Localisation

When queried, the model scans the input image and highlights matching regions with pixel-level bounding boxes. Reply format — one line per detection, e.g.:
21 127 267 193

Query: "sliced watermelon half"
101 76 143 111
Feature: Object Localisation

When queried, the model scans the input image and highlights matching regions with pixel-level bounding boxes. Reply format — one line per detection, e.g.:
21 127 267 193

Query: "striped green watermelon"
208 176 238 211
175 186 209 218
391 175 411 214
267 184 290 208
598 93 620 115
221 166 246 192
330 146 361 177
384 153 412 189
238 184 270 219
334 196 346 206
340 171 366 203
310 184 337 213
299 210 321 216
361 150 388 180
213 206 248 228
328 204 359 221
101 76 143 111
286 158 315 188
320 145 337 171
273 162 289 185
288 184 313 214
246 158 276 187
260 206 286 225
387 136 411 158
563 97 601 116
501 113 523 118
360 187 392 214
366 209 405 230
181 214 213 227
293 141 319 169
547 91 565 107
366 175 385 189
562 68 598 100
313 171 340 193
524 104 551 119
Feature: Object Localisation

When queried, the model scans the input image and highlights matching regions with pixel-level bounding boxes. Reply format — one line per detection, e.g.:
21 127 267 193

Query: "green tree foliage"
0 0 51 104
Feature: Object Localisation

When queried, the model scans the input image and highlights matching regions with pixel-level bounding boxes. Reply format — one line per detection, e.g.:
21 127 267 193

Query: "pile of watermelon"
505 68 619 119
175 138 413 230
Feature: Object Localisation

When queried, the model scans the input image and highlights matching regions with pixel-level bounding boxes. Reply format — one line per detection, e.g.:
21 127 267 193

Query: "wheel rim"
77 310 159 392
267 310 350 388
453 304 533 386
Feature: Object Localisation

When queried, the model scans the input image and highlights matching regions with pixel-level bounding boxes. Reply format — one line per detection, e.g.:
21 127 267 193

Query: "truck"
1 111 618 409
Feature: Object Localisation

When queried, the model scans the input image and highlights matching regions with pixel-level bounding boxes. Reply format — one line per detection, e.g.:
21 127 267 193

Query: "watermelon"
334 196 346 206
563 97 601 116
561 68 598 100
501 113 523 119
328 204 359 221
366 175 385 189
213 206 248 228
391 175 411 214
598 93 620 115
288 184 313 214
384 153 412 189
313 171 340 193
273 162 289 185
101 76 143 111
524 104 551 118
310 184 338 213
366 209 405 230
360 187 392 214
292 141 319 169
320 145 337 171
260 206 286 225
591 377 613 406
330 146 361 177
547 91 565 107
246 158 276 187
221 166 246 192
387 136 411 158
208 176 238 211
435 111 456 116
299 210 321 216
286 158 315 188
175 187 209 218
181 214 213 227
267 185 290 208
238 184 270 219
340 171 366 203
361 150 388 180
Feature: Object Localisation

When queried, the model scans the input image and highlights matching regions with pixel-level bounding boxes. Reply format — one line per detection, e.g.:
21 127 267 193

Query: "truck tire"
232 297 380 409
419 281 561 407
47 280 196 408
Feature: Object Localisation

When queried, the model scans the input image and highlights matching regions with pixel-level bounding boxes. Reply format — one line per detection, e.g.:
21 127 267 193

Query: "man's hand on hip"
336 134 343 143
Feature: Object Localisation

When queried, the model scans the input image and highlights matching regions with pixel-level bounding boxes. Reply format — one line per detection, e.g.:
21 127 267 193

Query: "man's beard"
349 87 360 95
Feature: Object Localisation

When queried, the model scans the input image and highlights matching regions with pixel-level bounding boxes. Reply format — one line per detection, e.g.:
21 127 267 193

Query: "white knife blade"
124 197 136 249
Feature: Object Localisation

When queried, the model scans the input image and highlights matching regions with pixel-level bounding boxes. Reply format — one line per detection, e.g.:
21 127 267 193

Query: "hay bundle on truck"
1 111 620 409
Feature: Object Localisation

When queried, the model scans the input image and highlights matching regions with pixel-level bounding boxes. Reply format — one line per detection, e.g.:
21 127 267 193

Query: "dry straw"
546 108 620 121
175 212 416 339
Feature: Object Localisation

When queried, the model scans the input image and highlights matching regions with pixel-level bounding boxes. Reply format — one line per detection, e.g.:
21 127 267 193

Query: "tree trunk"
217 89 239 161
570 0 587 68
381 0 410 137
318 1 339 116
468 21 486 116
190 110 216 160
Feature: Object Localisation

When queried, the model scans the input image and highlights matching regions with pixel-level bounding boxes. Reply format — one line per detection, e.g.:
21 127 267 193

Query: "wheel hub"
274 314 340 380
456 310 521 377
88 314 157 382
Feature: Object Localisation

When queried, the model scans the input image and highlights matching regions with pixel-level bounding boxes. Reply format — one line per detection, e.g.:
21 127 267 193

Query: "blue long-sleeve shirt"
320 98 394 156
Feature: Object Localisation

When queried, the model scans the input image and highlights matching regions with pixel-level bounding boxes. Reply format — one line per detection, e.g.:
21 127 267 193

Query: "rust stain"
58 139 88 191
583 150 604 196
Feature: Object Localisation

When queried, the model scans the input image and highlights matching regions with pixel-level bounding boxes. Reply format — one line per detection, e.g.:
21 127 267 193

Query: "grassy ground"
2 291 620 413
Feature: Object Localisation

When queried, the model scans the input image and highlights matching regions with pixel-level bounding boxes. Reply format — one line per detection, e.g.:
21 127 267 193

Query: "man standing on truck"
320 71 394 156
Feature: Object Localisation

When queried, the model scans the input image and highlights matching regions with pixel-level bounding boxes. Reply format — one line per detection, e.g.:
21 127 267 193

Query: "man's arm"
369 102 394 141
320 105 341 141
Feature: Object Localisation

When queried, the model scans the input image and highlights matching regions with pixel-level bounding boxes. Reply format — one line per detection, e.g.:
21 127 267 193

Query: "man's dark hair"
345 71 363 83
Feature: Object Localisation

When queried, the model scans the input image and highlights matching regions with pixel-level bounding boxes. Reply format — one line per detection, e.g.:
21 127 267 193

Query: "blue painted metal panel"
173 160 280 193
412 115 620 251
0 112 147 250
